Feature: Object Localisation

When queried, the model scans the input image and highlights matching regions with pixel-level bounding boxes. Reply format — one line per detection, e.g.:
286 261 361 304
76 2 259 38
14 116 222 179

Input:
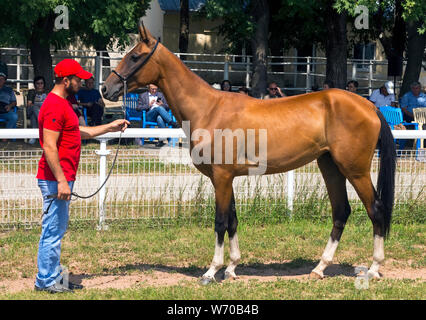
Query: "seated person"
77 77 104 126
221 80 232 92
238 87 249 95
0 72 18 130
67 94 86 126
265 82 286 99
136 84 177 147
323 80 334 90
27 76 48 144
346 80 360 94
369 81 396 108
399 81 426 123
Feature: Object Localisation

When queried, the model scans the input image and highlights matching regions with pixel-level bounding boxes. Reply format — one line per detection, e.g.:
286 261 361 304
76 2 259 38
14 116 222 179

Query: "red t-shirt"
36 92 81 182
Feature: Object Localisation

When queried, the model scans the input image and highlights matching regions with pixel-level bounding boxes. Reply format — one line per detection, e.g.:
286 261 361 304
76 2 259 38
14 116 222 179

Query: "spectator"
27 76 48 144
66 94 86 126
238 87 249 95
311 84 320 92
0 71 18 133
323 80 334 90
221 80 232 92
399 81 426 122
369 81 396 108
265 82 285 99
77 77 104 126
136 84 178 147
347 80 359 94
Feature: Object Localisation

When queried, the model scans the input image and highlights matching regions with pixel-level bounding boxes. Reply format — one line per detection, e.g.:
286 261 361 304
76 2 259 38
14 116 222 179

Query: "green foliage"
334 0 426 34
0 0 150 50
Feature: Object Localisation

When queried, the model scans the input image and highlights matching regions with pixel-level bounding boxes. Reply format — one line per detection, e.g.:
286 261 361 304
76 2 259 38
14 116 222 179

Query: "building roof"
158 0 206 12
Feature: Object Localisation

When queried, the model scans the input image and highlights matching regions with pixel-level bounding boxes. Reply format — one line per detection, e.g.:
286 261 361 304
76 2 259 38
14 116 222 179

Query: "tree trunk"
400 20 426 96
29 15 55 91
250 0 270 98
325 1 347 89
179 0 189 59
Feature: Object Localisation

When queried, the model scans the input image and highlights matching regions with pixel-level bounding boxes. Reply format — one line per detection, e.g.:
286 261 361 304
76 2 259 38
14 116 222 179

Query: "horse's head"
102 20 160 101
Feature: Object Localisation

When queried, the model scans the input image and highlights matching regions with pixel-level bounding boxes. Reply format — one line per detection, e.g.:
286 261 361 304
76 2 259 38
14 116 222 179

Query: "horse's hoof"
367 270 382 280
199 276 215 286
224 271 239 281
309 271 323 279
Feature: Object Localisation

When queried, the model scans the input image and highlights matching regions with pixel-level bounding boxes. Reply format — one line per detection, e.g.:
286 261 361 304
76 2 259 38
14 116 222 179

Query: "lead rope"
44 81 128 213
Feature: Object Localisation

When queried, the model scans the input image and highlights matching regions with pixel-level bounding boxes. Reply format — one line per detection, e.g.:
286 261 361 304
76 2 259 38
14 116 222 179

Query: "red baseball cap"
54 59 93 79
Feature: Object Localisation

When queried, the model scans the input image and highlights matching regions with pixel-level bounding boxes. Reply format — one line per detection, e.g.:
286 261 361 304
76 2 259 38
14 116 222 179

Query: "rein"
44 40 160 211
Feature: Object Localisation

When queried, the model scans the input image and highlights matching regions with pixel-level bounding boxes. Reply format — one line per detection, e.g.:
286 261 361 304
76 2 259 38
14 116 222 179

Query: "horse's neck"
156 47 217 124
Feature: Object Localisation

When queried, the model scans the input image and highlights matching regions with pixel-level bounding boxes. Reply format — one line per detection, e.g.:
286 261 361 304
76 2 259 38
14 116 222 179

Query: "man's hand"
5 105 12 112
277 87 285 97
149 99 156 106
108 119 130 133
57 180 72 201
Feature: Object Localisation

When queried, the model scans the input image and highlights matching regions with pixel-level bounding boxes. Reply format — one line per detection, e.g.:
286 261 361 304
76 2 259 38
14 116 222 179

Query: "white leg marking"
311 237 339 278
225 234 241 279
202 232 224 280
368 235 384 279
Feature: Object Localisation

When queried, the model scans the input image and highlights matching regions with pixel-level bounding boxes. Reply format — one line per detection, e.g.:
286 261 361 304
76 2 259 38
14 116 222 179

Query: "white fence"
1 47 395 96
0 129 425 229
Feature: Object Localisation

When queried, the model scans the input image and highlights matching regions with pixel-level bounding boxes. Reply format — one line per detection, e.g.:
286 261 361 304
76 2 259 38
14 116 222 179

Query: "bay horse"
102 21 396 284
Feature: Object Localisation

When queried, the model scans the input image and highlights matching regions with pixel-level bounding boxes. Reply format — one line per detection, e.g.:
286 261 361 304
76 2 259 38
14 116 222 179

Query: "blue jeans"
0 111 18 128
35 179 74 288
146 107 172 128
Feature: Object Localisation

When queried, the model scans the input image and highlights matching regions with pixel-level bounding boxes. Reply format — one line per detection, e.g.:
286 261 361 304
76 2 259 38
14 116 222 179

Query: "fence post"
306 57 311 93
95 54 101 90
95 138 111 230
287 170 294 216
246 55 250 88
224 54 229 81
369 60 373 96
16 48 21 92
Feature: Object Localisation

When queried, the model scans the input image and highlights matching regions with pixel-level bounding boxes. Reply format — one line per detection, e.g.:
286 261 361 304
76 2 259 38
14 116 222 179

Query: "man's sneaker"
28 138 36 145
155 140 165 148
170 121 179 128
34 282 73 294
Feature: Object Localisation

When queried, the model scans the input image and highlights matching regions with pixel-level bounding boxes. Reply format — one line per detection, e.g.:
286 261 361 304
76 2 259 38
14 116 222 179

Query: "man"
400 81 426 122
0 71 18 130
369 81 396 108
27 76 48 144
35 59 129 293
264 82 285 99
136 84 177 147
77 77 105 126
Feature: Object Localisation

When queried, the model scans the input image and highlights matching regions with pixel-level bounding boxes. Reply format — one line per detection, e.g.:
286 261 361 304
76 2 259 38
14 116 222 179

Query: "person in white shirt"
369 81 396 108
136 84 178 147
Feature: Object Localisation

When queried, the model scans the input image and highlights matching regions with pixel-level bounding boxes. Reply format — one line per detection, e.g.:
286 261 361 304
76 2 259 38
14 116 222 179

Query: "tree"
0 0 150 90
201 0 270 98
335 0 426 96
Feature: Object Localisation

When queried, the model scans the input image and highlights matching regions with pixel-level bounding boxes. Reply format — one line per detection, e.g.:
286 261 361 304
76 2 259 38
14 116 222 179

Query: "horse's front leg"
200 173 236 285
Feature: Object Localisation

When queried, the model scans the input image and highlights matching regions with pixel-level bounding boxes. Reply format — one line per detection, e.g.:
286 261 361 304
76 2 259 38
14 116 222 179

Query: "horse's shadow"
69 259 357 285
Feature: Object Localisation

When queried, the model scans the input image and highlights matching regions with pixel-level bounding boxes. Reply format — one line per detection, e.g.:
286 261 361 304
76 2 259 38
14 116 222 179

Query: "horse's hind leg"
224 191 240 280
311 153 352 279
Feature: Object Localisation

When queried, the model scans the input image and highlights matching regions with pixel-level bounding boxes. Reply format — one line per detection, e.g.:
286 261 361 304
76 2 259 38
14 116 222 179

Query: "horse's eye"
131 54 141 62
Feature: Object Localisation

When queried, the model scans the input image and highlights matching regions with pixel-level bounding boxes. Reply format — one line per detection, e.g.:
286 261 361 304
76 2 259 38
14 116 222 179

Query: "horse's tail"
375 110 397 238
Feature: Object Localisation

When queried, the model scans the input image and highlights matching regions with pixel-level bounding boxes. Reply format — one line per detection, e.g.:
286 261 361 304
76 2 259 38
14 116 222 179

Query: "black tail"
376 110 397 238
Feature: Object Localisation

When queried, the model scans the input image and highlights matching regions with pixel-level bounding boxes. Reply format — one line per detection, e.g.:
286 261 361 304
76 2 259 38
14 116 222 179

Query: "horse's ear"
138 18 155 44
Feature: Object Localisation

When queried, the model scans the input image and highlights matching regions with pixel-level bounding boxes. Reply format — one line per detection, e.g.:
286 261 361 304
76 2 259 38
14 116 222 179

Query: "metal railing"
1 47 394 96
0 129 425 229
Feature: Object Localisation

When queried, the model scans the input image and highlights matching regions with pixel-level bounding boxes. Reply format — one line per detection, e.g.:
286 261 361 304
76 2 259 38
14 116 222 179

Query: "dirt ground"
1 261 424 294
